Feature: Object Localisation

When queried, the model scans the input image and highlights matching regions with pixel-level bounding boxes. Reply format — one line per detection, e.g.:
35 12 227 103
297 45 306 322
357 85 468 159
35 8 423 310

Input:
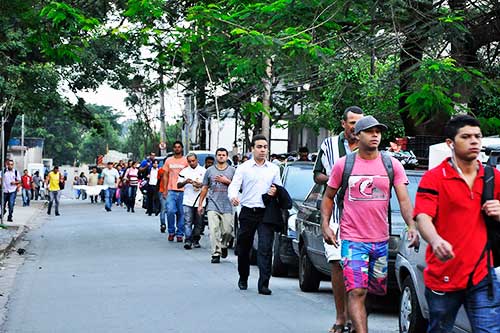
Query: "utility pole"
21 114 25 170
158 69 167 156
1 115 4 225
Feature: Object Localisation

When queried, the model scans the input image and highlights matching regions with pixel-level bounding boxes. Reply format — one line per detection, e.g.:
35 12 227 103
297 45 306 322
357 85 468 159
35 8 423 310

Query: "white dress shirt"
228 158 282 208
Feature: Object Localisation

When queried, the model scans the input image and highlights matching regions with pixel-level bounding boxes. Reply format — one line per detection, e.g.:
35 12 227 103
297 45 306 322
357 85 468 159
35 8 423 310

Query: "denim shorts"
341 240 388 295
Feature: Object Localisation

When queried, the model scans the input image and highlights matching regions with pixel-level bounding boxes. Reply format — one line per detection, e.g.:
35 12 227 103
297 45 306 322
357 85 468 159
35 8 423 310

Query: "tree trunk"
398 0 434 136
261 58 272 140
195 81 207 150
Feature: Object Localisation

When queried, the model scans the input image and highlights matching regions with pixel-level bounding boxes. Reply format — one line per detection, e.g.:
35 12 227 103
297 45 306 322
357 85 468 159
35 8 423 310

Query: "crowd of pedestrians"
0 110 498 333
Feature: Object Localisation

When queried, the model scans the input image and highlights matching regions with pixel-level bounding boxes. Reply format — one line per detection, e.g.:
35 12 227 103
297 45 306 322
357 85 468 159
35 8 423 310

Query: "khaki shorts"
323 220 341 262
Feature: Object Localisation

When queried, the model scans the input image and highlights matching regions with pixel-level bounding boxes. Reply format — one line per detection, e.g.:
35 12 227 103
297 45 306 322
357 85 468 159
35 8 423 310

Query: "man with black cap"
321 116 418 333
313 106 363 333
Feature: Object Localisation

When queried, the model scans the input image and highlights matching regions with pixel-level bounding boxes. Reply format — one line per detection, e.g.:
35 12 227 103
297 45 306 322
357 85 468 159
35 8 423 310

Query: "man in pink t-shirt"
162 141 189 242
321 116 419 333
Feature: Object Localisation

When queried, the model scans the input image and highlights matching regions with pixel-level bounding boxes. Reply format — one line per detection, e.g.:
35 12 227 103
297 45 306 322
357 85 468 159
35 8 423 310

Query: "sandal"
328 324 344 333
344 322 355 333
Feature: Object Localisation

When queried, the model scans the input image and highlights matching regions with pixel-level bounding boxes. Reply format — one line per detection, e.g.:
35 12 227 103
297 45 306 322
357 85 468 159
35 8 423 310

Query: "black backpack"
482 165 499 268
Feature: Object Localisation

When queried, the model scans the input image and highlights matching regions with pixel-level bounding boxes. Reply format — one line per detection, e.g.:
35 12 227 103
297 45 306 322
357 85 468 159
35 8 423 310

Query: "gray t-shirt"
101 168 119 188
202 164 236 214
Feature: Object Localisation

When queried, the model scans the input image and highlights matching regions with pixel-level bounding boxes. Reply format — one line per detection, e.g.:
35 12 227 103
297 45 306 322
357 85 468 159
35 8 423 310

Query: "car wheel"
271 234 288 277
399 276 427 333
298 245 321 292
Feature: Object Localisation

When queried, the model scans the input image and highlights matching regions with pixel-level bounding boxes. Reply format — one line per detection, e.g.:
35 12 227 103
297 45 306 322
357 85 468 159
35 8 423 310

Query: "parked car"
293 170 424 293
271 161 315 276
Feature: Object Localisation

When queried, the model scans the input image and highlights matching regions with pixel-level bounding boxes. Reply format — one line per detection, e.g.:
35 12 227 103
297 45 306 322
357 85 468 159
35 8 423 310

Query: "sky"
65 83 184 125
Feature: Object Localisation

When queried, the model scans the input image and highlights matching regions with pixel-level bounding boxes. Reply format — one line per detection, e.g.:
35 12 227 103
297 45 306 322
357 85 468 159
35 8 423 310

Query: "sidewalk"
0 199 45 260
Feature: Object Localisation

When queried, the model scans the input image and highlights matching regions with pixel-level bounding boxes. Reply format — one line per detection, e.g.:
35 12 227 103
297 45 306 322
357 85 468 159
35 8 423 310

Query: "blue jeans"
2 191 17 219
105 188 116 210
166 190 184 236
22 188 31 206
183 205 202 243
159 192 167 225
127 186 137 209
425 271 500 332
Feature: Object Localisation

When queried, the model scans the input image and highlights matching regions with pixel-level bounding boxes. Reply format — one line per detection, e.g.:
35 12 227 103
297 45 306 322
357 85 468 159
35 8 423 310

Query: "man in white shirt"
1 159 21 222
101 162 120 212
228 135 282 295
177 153 206 250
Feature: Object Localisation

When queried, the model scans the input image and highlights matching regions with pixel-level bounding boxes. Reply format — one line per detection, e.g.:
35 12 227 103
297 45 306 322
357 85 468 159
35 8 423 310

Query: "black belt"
242 206 265 213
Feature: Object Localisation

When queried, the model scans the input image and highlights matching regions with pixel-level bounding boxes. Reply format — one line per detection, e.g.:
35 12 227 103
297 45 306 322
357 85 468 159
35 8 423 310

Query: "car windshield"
283 164 314 202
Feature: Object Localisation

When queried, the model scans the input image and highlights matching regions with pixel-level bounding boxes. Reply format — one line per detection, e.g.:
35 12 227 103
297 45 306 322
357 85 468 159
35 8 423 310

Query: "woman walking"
124 161 139 212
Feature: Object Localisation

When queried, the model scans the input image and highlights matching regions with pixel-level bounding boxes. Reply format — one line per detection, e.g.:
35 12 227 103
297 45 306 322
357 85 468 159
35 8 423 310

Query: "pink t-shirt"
328 154 408 242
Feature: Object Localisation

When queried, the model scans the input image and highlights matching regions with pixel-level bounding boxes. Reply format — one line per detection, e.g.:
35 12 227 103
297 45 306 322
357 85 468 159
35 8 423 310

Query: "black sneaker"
160 224 166 233
211 256 220 264
221 247 228 258
193 241 201 248
258 286 272 295
7 217 13 222
184 242 192 250
238 279 248 290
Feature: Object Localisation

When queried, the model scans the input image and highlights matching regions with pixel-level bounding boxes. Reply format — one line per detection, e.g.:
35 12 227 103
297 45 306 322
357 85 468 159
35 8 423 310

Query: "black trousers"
237 206 275 289
146 184 159 214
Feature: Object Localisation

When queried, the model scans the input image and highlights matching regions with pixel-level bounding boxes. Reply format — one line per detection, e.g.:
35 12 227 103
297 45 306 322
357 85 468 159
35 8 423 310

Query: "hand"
267 184 277 197
406 228 420 248
192 181 202 188
197 206 204 216
215 175 229 184
431 237 455 262
482 200 500 222
322 223 338 248
231 197 240 206
162 192 167 199
186 178 193 184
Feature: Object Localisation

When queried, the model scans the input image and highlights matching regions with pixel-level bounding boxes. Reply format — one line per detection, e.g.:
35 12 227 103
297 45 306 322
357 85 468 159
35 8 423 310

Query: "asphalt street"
1 200 399 333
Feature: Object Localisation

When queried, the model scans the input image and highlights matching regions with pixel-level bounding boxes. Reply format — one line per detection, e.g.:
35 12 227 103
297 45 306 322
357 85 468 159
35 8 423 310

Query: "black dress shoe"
211 256 220 264
238 280 248 290
258 286 272 295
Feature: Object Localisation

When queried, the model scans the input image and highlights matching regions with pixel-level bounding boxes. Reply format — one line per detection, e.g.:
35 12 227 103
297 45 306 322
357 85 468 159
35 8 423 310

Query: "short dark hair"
173 140 183 148
205 156 215 162
251 134 268 147
342 106 364 121
444 115 481 141
298 146 309 153
215 147 228 155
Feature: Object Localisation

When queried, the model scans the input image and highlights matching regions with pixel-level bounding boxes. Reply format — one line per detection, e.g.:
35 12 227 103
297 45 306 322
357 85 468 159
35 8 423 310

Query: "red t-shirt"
21 175 32 190
414 158 500 291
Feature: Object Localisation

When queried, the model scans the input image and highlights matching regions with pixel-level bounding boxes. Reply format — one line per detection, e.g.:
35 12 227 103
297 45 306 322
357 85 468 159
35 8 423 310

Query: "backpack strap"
336 152 356 218
380 151 394 191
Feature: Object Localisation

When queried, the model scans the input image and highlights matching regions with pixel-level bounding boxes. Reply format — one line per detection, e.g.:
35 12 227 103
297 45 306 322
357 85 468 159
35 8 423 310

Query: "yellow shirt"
48 171 61 191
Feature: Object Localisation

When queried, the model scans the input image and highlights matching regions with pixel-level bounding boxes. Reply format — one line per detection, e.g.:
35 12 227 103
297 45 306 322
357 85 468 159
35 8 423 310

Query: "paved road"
1 200 399 333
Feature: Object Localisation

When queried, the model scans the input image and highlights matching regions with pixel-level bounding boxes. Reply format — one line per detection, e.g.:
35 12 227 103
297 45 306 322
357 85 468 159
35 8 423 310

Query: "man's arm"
313 149 328 184
197 186 209 214
394 184 419 247
162 168 169 198
321 186 339 247
228 167 243 206
416 213 454 262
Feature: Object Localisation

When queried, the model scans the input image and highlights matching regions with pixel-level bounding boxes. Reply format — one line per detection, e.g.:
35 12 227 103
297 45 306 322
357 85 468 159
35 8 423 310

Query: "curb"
0 205 44 260
0 225 27 261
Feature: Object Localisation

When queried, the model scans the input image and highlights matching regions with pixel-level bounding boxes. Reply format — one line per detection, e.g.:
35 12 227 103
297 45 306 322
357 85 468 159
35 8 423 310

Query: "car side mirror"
316 199 322 210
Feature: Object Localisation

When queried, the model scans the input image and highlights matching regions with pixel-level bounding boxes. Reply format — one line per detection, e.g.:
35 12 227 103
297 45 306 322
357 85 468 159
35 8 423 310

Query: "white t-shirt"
149 167 159 186
178 165 206 207
101 168 120 188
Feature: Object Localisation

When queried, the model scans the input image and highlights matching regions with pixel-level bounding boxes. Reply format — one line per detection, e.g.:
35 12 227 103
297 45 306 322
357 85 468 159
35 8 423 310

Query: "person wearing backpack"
1 159 21 222
313 106 364 333
321 116 419 333
414 115 500 333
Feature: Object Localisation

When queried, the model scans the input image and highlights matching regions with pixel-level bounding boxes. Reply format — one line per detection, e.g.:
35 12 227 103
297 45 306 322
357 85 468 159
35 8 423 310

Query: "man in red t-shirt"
414 115 500 332
21 169 33 207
